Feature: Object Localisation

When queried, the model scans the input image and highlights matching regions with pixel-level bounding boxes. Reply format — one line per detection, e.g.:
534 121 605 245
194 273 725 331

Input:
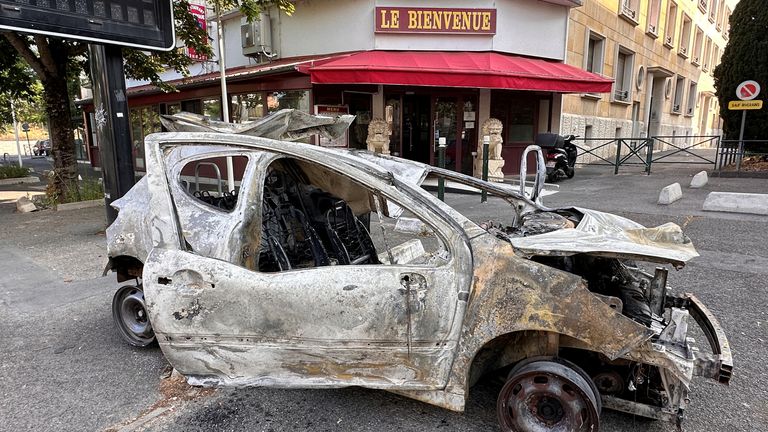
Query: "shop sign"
375 7 496 35
187 4 208 61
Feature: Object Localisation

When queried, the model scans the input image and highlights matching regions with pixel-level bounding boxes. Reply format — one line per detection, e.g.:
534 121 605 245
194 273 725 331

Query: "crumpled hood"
507 207 699 267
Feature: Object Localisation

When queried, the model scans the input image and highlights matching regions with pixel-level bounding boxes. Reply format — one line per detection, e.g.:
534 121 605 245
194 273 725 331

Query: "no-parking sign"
736 80 761 101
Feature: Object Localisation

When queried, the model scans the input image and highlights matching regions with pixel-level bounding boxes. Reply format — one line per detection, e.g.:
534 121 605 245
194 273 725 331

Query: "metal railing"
571 135 720 174
716 140 768 173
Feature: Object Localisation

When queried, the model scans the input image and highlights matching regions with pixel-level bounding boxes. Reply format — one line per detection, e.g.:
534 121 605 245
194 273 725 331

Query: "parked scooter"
535 133 578 183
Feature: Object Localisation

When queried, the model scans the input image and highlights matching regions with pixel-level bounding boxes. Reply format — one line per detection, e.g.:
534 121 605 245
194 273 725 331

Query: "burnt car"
105 131 732 432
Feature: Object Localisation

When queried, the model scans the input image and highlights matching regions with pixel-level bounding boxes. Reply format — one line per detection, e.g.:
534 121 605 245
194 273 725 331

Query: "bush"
0 165 30 179
39 173 104 208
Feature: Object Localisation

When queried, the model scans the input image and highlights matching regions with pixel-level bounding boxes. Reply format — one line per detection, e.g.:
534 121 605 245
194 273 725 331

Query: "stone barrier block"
703 192 768 216
658 183 682 205
690 171 708 188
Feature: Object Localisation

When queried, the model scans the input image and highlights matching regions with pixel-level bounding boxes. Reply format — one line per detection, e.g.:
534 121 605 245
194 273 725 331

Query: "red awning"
299 51 613 93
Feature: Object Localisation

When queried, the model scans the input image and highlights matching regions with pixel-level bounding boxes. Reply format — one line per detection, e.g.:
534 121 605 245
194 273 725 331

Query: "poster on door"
315 105 350 147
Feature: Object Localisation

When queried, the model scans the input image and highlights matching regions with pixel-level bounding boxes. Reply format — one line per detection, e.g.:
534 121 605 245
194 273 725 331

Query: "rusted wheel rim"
497 361 600 432
112 284 156 347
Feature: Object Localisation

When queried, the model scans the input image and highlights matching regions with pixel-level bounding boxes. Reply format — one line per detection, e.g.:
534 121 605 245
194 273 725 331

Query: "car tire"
112 284 156 347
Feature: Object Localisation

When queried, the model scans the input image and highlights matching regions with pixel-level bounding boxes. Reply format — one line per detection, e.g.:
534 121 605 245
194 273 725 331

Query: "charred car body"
106 129 732 432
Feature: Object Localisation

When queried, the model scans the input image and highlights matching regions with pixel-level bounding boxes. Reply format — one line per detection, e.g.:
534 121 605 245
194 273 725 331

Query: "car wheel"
112 284 156 347
497 360 600 432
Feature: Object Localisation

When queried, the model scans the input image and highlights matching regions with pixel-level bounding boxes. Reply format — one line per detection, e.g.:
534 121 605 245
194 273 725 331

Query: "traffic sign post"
733 80 763 171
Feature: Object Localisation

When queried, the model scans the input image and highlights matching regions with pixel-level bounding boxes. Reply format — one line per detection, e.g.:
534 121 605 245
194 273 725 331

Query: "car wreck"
105 116 732 432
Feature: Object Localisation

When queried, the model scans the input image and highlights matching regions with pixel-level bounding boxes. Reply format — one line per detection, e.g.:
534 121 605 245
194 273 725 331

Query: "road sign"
736 80 761 101
729 100 764 110
0 0 175 51
21 122 29 132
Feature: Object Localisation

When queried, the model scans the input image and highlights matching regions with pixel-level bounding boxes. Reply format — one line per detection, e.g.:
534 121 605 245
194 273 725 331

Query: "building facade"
562 0 736 149
84 0 616 177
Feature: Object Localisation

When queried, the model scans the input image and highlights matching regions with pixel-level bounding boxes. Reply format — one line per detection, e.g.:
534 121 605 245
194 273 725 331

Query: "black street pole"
88 44 135 225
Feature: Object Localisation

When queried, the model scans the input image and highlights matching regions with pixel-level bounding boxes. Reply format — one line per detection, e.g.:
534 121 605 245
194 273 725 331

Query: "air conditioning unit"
673 104 681 112
241 13 275 59
614 90 629 101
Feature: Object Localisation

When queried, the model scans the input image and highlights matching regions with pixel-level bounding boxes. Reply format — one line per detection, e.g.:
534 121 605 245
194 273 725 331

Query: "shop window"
679 14 692 58
613 47 634 103
686 82 697 117
618 0 638 23
664 2 678 48
165 103 181 116
231 93 265 123
202 97 222 120
346 92 372 151
181 99 202 114
702 38 712 72
584 31 605 75
692 27 704 66
672 76 686 114
268 90 310 114
129 105 161 171
646 0 661 36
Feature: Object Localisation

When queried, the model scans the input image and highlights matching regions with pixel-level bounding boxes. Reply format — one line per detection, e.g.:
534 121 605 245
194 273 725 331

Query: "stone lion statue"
480 118 504 160
366 118 391 155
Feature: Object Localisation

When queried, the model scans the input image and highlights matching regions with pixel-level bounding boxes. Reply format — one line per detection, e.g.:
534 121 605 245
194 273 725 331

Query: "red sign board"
187 4 208 61
375 7 496 35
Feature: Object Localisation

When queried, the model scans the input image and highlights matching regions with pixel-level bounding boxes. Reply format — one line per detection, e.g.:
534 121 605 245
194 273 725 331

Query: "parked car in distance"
33 139 51 156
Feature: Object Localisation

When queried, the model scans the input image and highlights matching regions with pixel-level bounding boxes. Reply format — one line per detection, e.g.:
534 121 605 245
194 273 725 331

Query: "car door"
142 135 471 391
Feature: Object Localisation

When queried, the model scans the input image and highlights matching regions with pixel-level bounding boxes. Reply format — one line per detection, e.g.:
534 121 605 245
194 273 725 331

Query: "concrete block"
56 199 104 211
0 176 39 186
703 192 768 216
690 171 708 188
658 183 682 205
15 196 37 213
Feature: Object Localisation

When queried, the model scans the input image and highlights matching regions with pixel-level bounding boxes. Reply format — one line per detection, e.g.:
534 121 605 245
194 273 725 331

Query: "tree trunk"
44 76 79 202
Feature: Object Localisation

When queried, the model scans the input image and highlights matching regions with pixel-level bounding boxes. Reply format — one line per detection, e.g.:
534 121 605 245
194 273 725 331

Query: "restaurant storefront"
83 0 611 176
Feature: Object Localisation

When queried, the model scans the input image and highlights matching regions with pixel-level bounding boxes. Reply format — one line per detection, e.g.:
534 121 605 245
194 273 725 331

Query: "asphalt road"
0 157 766 432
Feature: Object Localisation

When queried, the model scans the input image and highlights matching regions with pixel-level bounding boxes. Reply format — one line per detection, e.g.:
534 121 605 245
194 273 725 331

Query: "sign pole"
88 44 136 225
10 99 22 166
215 3 235 192
736 110 746 172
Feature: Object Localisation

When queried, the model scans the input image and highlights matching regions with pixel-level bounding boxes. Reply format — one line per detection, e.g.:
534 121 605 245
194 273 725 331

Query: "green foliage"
0 165 30 179
713 0 768 140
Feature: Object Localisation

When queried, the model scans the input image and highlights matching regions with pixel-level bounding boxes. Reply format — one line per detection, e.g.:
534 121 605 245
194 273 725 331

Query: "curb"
702 192 768 216
56 199 104 211
0 176 40 186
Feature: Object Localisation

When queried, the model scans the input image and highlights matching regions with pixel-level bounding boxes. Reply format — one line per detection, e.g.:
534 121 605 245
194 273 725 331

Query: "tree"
713 0 768 141
0 39 40 133
1 0 294 202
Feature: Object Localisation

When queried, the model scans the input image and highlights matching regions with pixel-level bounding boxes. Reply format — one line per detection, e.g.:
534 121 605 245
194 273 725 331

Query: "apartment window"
702 37 712 72
712 46 721 74
647 0 661 36
723 8 731 39
715 1 724 31
613 47 634 103
619 0 639 23
698 0 708 14
672 76 686 114
709 0 718 23
585 31 606 75
687 82 698 116
692 27 704 66
665 2 678 48
679 14 692 58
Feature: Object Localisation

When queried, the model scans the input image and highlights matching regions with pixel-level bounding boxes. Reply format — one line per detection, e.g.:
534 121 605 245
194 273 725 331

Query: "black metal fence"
716 140 768 173
571 135 721 174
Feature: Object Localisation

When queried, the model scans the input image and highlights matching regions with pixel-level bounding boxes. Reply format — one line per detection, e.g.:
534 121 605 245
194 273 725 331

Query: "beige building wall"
562 0 737 160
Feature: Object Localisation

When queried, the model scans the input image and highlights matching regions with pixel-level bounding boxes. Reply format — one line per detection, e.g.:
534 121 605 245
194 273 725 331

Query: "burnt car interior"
180 155 248 212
